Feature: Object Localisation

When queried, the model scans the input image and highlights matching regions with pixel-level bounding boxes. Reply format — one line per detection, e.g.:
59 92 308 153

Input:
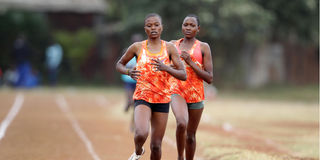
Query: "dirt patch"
270 121 319 129
199 123 317 160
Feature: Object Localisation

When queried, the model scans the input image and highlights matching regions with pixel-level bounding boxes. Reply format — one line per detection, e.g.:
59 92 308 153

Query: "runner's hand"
151 58 168 71
170 64 177 69
128 67 141 80
180 50 192 64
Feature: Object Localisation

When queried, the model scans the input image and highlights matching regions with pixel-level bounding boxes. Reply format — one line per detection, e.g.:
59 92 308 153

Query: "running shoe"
128 148 145 160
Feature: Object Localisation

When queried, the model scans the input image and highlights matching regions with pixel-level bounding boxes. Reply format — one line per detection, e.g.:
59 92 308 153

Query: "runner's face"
144 16 162 39
182 17 199 38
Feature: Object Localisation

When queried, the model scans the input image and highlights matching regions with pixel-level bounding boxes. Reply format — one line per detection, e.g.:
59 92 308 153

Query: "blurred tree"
103 0 273 85
2 0 316 86
54 29 96 76
256 0 318 44
0 11 49 72
103 0 318 87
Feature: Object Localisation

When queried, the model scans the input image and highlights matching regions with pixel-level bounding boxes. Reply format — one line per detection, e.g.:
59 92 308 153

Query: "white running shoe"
128 148 145 160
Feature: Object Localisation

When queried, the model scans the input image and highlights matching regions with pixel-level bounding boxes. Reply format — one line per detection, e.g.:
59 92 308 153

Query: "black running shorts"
134 100 169 113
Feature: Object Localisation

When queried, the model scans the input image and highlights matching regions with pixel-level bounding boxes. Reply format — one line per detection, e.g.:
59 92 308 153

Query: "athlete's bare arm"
166 42 186 80
116 42 142 80
181 42 213 84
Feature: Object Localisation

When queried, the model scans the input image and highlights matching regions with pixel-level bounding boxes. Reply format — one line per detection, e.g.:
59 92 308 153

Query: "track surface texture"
0 88 318 160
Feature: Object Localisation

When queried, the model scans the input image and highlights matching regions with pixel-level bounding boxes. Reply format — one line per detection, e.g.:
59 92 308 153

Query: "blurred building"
0 0 106 31
0 0 112 83
243 41 318 88
0 0 105 12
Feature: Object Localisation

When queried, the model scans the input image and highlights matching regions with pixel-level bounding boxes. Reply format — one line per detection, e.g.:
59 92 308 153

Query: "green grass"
202 147 292 160
200 90 319 160
219 84 319 103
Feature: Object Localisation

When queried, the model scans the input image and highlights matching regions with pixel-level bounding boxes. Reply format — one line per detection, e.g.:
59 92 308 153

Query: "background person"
12 34 39 88
45 38 63 86
122 34 143 132
121 56 137 132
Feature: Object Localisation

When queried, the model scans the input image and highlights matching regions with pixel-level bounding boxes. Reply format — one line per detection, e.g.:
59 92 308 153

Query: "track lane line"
56 95 101 160
0 93 24 141
95 95 109 108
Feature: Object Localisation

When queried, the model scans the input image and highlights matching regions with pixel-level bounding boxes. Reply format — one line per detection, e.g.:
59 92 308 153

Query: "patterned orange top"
170 38 204 103
133 40 171 103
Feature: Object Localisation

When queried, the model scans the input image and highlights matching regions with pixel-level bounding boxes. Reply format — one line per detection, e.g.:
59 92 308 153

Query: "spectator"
46 38 63 86
12 34 39 88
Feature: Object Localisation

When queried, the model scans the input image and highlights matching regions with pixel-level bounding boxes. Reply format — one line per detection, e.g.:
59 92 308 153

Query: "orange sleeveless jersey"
133 40 171 103
170 38 204 103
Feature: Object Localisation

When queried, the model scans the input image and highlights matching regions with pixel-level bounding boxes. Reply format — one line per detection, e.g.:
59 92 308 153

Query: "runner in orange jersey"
169 14 213 160
116 13 186 160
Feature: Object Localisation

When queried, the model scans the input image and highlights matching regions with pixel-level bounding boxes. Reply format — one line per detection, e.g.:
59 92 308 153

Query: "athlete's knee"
176 120 187 132
186 132 196 144
176 114 188 129
150 140 162 153
134 130 148 143
150 144 161 154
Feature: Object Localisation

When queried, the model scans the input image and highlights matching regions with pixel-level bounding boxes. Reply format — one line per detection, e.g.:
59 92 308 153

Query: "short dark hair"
186 14 200 26
145 13 162 24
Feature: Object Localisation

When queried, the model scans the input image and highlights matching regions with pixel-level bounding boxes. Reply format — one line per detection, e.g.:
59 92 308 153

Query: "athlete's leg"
130 110 135 132
134 104 151 155
124 84 135 112
128 87 136 132
150 112 168 160
185 107 204 160
171 94 188 160
128 83 136 107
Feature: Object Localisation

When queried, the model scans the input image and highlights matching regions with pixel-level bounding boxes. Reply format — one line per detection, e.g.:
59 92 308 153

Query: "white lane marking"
203 114 294 156
0 93 24 141
201 113 212 123
56 95 101 160
95 95 109 108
